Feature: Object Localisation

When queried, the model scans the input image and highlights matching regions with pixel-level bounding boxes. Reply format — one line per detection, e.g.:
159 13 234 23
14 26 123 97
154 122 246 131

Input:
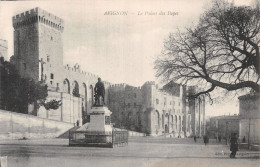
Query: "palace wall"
0 109 73 139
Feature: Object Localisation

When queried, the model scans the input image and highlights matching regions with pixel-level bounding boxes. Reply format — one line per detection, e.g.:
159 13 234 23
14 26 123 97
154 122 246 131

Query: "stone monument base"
70 106 114 147
85 106 113 132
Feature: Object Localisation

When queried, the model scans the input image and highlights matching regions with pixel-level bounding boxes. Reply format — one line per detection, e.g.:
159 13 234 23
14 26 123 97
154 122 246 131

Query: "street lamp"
226 121 229 145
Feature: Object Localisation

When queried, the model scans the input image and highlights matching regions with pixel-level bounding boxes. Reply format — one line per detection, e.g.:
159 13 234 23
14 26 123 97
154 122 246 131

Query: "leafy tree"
72 84 80 97
155 0 260 99
0 59 60 113
43 99 62 110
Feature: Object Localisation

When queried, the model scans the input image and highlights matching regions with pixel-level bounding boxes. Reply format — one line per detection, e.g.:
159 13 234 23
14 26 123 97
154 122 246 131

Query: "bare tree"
155 0 260 99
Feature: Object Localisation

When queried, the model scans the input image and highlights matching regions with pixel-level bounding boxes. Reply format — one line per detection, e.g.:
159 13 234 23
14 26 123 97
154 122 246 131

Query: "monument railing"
69 130 128 148
112 130 128 146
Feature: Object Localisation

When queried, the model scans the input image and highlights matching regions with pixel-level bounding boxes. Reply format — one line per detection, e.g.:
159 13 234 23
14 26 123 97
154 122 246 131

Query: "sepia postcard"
0 0 259 167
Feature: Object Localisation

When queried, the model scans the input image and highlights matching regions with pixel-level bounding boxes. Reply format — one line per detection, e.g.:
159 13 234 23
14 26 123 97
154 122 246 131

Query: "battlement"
64 64 99 78
143 81 155 86
13 7 64 32
109 83 127 88
63 64 110 85
109 84 143 92
125 85 142 91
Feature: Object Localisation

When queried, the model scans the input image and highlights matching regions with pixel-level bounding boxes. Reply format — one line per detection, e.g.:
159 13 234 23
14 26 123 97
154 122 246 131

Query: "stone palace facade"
5 7 205 137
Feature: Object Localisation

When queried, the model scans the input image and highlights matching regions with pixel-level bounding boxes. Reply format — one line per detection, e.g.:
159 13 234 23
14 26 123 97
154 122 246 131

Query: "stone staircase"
57 126 80 139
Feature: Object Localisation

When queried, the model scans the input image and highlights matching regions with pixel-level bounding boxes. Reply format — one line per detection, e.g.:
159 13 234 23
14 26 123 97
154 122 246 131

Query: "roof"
161 81 180 97
238 93 260 100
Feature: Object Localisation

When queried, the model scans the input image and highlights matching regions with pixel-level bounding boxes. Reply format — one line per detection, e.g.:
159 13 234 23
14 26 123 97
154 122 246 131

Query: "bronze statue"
94 77 105 106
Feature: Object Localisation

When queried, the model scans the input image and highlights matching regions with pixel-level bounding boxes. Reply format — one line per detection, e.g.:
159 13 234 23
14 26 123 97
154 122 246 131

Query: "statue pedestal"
73 106 113 147
70 106 128 148
86 106 113 132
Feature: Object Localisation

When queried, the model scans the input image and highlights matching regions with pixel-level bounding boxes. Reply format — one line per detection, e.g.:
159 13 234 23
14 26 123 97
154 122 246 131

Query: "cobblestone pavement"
0 137 259 167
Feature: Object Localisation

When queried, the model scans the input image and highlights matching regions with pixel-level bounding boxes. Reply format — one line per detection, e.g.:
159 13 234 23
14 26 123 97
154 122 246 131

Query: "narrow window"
23 63 27 70
50 73 54 79
156 99 159 104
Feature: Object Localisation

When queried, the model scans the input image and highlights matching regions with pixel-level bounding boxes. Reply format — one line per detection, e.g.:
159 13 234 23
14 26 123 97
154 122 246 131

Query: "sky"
0 0 253 116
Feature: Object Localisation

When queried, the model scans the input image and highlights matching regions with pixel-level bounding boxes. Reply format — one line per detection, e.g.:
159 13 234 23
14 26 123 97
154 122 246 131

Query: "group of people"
193 135 209 145
193 133 239 158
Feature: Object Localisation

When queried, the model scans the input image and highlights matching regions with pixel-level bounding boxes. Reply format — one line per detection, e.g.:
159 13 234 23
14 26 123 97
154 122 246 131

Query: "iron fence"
69 130 128 148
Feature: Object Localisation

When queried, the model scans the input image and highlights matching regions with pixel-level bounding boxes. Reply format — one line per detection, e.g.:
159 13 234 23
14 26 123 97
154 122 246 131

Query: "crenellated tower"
13 7 64 85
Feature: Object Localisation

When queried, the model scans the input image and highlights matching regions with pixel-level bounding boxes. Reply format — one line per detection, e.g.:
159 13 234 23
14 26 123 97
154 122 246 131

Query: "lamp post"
226 121 229 145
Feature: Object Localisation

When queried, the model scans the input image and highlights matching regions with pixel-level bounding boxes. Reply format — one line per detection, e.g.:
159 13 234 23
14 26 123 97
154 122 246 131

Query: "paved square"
0 137 259 167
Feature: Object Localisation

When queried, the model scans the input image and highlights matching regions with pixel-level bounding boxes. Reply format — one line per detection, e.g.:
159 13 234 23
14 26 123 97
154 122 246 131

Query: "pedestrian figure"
218 136 222 143
194 136 197 142
230 133 238 158
203 135 209 145
242 136 246 143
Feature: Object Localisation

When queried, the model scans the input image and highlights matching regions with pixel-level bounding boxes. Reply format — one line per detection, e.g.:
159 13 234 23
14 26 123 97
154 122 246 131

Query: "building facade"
108 81 205 137
188 87 206 137
12 8 111 126
9 7 205 136
239 93 260 144
207 115 240 140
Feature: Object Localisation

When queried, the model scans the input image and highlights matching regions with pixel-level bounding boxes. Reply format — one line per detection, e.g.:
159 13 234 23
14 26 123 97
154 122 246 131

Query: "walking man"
230 133 239 158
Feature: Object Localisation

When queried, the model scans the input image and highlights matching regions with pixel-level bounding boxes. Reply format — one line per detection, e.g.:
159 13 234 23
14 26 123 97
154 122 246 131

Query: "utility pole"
226 121 229 145
248 118 251 149
198 97 201 137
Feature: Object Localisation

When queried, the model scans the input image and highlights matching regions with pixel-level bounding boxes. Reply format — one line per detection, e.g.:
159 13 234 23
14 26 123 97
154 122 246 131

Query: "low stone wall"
0 109 74 139
128 130 146 137
113 128 146 137
38 91 82 126
0 156 7 167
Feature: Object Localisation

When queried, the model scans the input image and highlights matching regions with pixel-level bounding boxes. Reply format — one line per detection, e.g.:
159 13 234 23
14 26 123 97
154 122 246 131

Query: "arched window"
72 81 80 97
162 114 164 129
128 112 133 119
171 115 174 129
175 115 178 129
179 116 182 131
63 79 70 94
136 112 141 125
121 112 125 119
155 110 160 127
82 83 87 111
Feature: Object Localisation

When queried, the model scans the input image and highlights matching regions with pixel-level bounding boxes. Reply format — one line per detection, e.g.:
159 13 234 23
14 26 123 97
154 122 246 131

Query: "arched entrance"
82 83 87 123
155 110 160 128
165 124 168 133
175 115 178 130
